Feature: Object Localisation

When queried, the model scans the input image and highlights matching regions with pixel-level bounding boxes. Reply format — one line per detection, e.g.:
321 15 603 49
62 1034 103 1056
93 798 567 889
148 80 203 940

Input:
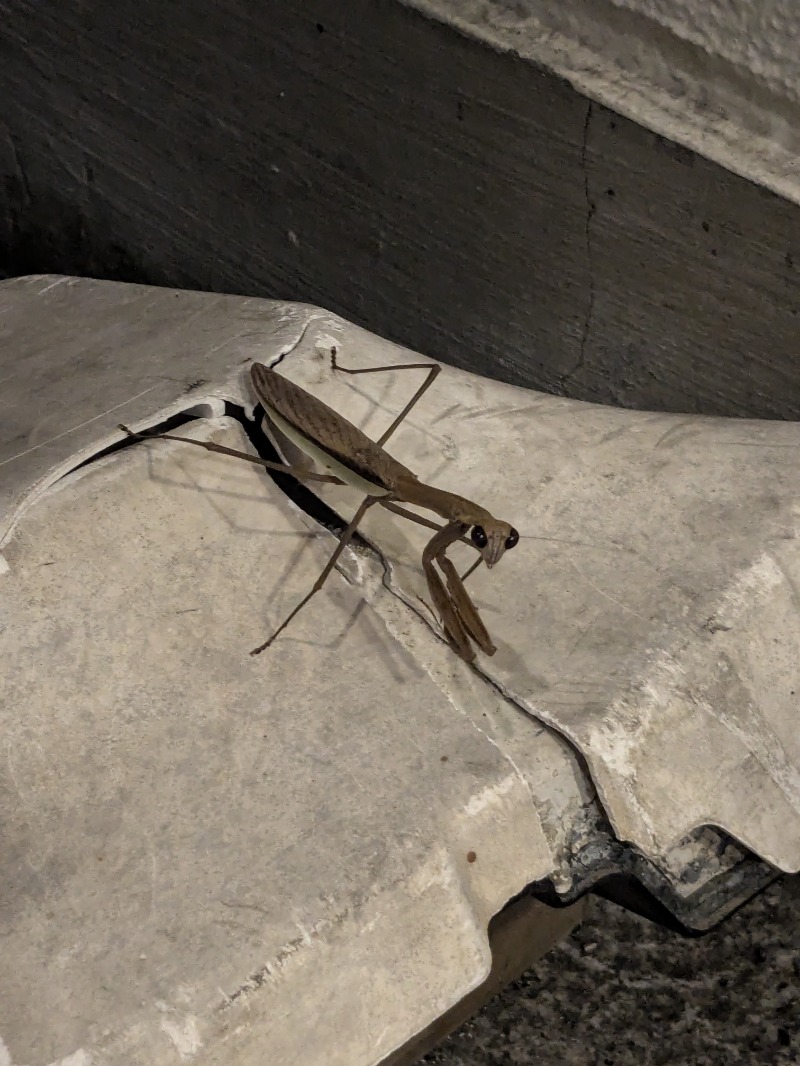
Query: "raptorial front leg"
378 499 474 546
422 552 476 664
436 553 496 656
420 521 498 662
378 499 485 591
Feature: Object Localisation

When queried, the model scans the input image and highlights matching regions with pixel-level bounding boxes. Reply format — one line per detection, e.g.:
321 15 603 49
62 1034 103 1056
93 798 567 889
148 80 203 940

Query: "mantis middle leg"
330 349 441 446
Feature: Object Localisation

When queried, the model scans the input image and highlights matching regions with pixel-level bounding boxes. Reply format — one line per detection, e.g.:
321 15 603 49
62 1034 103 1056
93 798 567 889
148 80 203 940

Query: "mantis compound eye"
471 525 488 549
505 528 519 550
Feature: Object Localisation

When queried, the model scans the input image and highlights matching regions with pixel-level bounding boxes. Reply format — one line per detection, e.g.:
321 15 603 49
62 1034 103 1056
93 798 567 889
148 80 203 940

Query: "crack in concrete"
267 312 330 372
559 100 596 392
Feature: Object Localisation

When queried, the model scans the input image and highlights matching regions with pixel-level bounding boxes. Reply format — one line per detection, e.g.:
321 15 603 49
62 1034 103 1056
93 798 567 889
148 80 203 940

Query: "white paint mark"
295 921 316 947
268 313 328 363
37 276 71 295
708 552 784 630
0 1033 12 1066
0 556 9 576
173 984 198 1006
161 1015 201 1058
463 773 518 817
48 1051 92 1066
314 332 342 354
408 850 460 897
374 1024 392 1048
592 653 686 775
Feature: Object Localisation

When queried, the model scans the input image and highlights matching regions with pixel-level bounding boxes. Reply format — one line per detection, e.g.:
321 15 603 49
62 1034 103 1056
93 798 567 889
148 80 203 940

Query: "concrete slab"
254 303 800 874
2 275 798 1064
0 277 585 1066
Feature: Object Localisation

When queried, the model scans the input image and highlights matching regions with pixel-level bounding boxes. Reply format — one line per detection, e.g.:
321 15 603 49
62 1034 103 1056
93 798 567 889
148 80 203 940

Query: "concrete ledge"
2 276 798 1064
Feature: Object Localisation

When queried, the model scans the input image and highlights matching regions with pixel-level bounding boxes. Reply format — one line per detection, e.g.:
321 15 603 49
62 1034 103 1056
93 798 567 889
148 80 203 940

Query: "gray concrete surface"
423 878 800 1066
3 279 591 1066
4 276 799 1063
2 1 799 419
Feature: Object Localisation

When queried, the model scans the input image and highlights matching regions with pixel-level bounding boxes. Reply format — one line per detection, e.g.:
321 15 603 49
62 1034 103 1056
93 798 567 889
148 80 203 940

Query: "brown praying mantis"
119 351 518 663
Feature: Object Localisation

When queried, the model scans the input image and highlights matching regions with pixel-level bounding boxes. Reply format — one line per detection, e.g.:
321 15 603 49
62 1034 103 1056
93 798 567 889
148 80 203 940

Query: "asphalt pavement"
422 877 800 1066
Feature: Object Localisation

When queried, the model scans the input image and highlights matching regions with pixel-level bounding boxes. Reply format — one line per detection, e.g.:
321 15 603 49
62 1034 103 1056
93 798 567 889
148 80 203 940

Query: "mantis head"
469 520 519 568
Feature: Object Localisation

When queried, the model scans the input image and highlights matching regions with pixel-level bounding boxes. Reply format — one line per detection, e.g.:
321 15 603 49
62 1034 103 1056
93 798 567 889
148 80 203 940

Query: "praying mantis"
119 350 518 663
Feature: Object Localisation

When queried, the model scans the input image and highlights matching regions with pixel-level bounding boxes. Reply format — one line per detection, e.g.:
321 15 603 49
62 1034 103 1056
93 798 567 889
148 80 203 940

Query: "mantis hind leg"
118 424 344 485
330 348 441 446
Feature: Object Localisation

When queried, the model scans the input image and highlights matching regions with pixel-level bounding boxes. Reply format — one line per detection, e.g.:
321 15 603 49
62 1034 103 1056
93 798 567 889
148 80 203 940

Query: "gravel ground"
422 877 800 1066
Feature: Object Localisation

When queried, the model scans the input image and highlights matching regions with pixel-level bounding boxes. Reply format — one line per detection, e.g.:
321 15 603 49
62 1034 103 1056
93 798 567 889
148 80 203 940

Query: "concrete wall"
1 0 798 418
416 0 800 205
